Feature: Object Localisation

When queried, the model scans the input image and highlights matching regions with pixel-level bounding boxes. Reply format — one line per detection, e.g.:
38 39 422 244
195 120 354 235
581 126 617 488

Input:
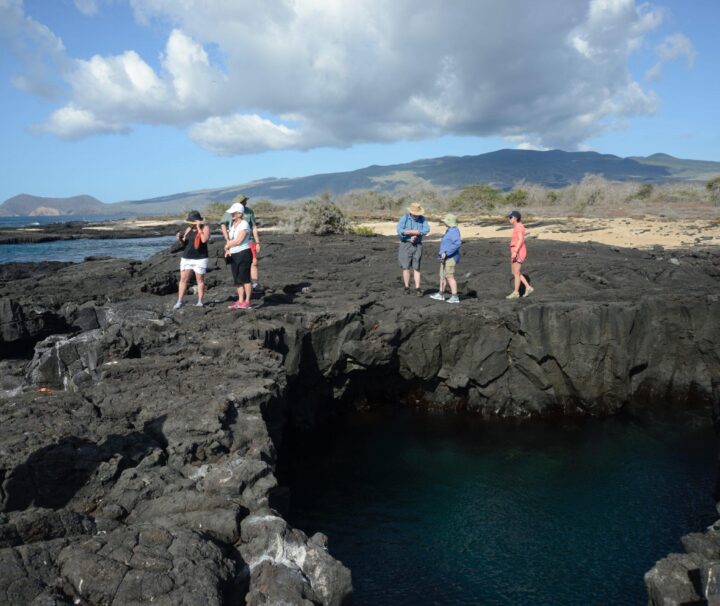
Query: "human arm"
441 229 461 259
252 225 260 252
221 224 229 242
199 224 210 243
396 215 408 236
176 227 191 242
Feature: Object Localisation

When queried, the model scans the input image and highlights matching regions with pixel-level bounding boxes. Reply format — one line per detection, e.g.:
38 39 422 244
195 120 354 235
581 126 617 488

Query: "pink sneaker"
228 301 242 309
238 301 252 310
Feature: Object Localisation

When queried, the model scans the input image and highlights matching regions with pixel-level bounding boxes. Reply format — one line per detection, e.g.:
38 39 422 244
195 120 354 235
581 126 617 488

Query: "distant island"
2 148 719 217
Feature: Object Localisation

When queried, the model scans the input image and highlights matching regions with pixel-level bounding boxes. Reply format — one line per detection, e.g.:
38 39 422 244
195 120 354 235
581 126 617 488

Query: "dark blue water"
0 214 133 228
286 407 717 606
0 236 175 264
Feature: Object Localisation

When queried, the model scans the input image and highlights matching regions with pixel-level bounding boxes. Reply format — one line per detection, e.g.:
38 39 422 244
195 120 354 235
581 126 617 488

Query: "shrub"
505 189 529 207
448 184 501 212
706 176 720 192
204 202 226 220
249 199 278 216
292 194 348 235
635 183 654 200
349 225 375 236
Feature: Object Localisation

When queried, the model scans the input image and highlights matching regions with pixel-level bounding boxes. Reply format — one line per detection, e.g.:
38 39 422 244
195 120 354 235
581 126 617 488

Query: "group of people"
173 195 262 310
396 204 534 301
173 194 534 310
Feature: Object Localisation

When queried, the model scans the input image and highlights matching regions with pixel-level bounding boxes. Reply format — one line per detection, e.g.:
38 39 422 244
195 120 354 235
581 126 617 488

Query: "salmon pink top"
510 223 527 260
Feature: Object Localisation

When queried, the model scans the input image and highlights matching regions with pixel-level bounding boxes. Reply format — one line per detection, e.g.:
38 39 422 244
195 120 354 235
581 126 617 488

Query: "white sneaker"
522 286 534 298
195 300 204 307
429 292 445 301
173 300 183 310
505 291 520 299
446 295 460 304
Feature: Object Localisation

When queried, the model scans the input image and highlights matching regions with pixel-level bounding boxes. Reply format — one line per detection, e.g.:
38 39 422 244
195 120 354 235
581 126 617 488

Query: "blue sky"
0 0 717 204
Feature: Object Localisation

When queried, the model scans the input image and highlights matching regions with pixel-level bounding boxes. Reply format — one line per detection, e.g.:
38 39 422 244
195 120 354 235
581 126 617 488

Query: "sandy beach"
357 217 720 249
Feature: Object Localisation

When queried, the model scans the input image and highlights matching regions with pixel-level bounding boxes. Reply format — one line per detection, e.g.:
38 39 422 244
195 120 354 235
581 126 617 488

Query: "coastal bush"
349 225 375 236
707 177 720 203
447 184 501 213
505 189 529 207
204 202 226 220
250 199 281 216
292 194 348 235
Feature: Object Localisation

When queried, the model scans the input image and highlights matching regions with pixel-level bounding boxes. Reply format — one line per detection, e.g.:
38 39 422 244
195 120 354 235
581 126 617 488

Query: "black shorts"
230 249 252 285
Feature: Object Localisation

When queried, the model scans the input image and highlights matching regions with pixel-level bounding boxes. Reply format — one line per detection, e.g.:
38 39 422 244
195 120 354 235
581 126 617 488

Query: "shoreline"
2 214 718 250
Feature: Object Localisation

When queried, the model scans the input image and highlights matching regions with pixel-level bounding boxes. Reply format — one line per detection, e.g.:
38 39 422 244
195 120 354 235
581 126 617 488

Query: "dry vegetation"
192 175 720 235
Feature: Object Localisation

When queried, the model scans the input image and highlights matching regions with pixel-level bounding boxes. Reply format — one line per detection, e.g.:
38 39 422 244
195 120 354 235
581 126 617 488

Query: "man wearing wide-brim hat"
396 202 431 295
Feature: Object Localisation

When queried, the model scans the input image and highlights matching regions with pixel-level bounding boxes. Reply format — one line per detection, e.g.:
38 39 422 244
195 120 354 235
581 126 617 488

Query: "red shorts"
249 242 257 261
512 254 525 264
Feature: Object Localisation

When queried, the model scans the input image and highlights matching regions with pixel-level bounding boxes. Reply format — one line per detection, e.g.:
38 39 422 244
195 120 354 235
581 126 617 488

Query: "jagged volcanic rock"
0 232 719 604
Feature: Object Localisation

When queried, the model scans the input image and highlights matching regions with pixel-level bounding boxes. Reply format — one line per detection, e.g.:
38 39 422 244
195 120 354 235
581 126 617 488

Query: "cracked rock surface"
1 232 719 604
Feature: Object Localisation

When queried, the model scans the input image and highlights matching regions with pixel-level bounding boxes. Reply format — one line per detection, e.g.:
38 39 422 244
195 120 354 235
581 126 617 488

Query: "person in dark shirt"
174 209 210 309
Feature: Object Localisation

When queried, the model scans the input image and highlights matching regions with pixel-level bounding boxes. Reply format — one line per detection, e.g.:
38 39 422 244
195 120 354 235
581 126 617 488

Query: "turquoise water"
0 236 175 264
286 407 717 606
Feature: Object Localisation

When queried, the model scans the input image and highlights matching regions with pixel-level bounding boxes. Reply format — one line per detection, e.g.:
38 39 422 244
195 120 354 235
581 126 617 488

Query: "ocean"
286 406 717 606
0 236 176 264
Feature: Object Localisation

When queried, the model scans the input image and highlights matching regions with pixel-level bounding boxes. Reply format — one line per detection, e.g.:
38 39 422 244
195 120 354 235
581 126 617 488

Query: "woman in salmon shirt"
506 210 534 299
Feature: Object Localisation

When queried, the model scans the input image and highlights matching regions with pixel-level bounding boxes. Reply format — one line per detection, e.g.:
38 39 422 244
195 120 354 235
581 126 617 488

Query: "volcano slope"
0 232 718 605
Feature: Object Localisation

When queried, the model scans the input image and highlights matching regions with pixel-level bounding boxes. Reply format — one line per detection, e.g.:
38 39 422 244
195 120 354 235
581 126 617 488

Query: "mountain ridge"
2 149 719 217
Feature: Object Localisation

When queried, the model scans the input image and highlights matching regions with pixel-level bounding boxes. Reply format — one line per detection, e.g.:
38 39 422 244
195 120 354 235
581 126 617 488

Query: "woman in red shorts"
506 210 534 299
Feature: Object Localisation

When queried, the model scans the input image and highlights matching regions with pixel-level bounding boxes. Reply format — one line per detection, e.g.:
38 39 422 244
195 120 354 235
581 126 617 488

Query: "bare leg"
447 276 458 295
196 273 205 302
402 269 411 288
512 263 522 293
439 268 446 294
178 269 192 301
243 283 252 302
236 286 244 303
413 269 421 289
519 271 530 290
251 260 258 283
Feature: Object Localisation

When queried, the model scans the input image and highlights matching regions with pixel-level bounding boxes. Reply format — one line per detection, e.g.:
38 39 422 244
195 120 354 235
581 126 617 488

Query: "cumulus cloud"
8 0 694 152
0 0 67 97
646 33 696 80
34 105 127 139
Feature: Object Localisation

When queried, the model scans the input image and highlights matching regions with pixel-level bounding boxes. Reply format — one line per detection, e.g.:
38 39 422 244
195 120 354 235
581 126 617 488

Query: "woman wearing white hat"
224 202 253 309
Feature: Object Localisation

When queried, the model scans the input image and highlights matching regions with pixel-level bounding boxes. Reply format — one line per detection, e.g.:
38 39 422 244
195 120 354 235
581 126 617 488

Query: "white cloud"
189 114 303 155
645 32 696 81
74 0 99 16
34 105 127 139
0 0 67 97
9 0 690 151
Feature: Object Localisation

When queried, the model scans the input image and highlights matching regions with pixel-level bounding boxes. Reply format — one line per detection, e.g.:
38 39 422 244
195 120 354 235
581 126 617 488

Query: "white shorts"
180 257 208 275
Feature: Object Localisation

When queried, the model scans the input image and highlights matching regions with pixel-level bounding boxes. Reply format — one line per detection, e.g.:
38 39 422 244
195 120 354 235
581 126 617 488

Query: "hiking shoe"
415 289 423 297
522 286 534 298
446 295 460 304
403 287 411 295
228 301 242 309
429 292 445 301
195 300 204 307
505 291 520 299
238 301 252 310
173 300 183 310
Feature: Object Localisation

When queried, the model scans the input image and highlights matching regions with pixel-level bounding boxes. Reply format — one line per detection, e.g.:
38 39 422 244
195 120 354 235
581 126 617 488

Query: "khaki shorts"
398 241 422 270
440 257 456 279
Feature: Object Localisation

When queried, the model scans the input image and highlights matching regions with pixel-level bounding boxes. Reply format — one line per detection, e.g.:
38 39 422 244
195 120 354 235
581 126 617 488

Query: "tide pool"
286 407 717 606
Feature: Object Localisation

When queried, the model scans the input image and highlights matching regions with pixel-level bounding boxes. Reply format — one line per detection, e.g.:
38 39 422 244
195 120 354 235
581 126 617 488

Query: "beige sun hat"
407 202 425 215
442 213 458 227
